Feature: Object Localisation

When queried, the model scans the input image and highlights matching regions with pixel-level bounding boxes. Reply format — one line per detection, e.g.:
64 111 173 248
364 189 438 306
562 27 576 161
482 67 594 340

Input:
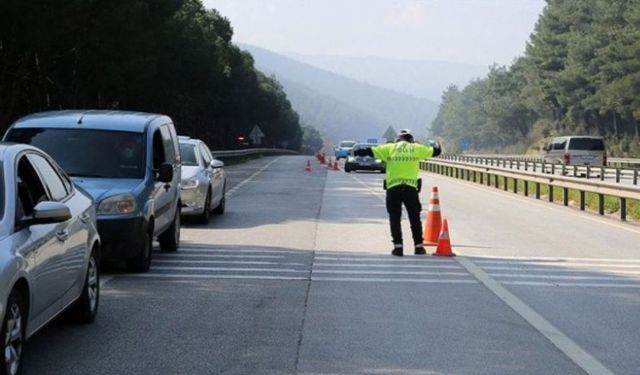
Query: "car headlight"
375 159 382 163
98 194 137 214
181 178 199 189
347 156 355 162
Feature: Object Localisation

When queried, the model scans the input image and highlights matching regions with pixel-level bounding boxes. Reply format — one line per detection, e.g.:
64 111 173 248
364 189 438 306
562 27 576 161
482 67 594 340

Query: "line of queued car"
0 110 226 375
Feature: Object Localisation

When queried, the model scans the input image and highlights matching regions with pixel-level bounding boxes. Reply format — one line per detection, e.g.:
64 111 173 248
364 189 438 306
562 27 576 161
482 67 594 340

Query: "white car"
0 143 101 375
178 137 226 223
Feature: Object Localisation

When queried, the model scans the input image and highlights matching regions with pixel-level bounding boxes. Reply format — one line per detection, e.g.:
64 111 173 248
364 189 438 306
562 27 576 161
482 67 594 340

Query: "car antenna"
77 114 85 125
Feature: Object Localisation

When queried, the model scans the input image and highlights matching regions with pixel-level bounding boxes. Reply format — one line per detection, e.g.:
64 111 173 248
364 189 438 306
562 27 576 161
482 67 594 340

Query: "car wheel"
1 290 24 375
159 209 180 252
69 247 100 324
197 190 211 224
128 229 152 272
212 185 226 215
344 164 350 173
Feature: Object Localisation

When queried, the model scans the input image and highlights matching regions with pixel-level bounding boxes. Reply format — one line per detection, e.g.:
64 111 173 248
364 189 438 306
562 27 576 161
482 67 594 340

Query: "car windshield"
6 128 145 179
340 141 356 148
568 138 605 151
179 143 199 166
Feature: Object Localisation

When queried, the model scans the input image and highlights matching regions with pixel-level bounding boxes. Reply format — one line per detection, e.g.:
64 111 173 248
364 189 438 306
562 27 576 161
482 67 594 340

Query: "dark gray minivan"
5 110 182 272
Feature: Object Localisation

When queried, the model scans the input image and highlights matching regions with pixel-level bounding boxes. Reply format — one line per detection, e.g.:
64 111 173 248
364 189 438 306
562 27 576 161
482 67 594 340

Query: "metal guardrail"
439 155 639 186
420 158 640 221
457 154 640 168
210 148 298 158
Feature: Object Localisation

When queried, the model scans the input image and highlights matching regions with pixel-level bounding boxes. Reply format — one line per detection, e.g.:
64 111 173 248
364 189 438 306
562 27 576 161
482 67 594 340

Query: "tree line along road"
21 155 640 375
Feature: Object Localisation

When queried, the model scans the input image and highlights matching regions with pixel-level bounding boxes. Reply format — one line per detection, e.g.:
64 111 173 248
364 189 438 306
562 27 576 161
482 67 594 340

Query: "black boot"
414 245 426 255
391 245 403 257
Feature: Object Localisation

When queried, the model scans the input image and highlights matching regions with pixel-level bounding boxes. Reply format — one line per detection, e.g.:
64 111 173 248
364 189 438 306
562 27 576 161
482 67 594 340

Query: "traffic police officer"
354 130 441 256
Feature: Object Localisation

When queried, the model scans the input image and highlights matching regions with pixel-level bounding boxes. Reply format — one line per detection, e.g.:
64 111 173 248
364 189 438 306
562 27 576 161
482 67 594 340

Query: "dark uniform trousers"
385 184 422 247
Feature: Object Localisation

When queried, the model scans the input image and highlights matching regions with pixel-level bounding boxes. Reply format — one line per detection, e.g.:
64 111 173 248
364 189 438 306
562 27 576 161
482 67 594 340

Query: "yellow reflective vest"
372 141 434 189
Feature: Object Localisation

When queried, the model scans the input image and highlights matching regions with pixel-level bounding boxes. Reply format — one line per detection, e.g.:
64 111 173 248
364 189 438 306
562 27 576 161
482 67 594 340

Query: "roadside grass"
465 172 640 222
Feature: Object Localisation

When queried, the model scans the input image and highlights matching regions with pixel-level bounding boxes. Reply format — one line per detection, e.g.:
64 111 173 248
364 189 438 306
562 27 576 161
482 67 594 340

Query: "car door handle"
56 230 69 242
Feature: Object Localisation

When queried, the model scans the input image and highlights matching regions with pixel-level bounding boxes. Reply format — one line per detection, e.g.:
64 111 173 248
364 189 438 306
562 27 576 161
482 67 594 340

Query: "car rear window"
568 138 604 151
6 128 145 179
340 141 356 148
179 143 199 166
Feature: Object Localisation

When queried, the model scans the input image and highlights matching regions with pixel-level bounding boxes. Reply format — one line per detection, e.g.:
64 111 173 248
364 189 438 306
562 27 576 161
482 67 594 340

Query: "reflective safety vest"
372 141 434 189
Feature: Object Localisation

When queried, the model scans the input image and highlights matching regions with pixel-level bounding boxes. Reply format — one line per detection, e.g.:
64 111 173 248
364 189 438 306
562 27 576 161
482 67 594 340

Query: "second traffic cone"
304 160 312 172
433 219 455 257
423 186 442 246
332 161 339 171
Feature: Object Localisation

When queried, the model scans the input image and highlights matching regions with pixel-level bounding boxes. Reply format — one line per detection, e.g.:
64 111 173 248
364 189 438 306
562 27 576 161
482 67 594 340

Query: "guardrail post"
535 182 541 199
503 176 508 191
598 194 605 215
580 191 586 211
524 181 529 197
509 160 513 169
586 165 591 179
479 172 484 185
563 188 569 206
548 185 554 202
488 173 492 187
621 197 627 221
514 178 518 194
616 168 621 183
524 161 529 171
600 167 605 181
516 160 521 170
533 162 537 173
495 174 499 189
551 163 555 175
573 165 577 177
561 164 566 176
634 169 639 185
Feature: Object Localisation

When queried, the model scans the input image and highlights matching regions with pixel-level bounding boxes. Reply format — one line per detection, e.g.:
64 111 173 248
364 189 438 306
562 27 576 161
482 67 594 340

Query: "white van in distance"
542 136 606 166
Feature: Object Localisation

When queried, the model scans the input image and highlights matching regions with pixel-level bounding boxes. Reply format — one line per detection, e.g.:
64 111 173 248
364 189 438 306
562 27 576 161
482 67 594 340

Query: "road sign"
249 125 265 145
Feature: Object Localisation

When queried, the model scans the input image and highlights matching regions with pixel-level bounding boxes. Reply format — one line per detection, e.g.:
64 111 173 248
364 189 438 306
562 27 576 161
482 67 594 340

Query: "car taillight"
563 153 570 164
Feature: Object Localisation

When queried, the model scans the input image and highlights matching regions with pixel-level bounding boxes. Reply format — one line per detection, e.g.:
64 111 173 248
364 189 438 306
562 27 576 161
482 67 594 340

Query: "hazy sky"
202 0 546 66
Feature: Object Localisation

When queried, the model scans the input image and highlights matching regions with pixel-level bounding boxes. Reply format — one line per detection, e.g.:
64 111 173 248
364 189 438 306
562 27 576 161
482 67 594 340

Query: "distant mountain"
241 44 438 143
285 53 489 102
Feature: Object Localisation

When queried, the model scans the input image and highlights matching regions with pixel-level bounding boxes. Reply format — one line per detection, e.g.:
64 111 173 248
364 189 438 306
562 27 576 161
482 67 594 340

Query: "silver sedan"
178 137 227 223
0 143 101 375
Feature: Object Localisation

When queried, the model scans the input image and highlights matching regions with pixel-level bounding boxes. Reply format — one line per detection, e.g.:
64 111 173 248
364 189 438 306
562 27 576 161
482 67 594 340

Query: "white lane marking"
423 170 640 237
128 274 308 281
482 264 640 274
226 157 281 198
100 275 114 289
472 256 640 263
312 270 470 276
125 274 478 284
503 281 640 289
314 263 462 269
489 273 640 281
151 266 307 273
316 256 453 262
155 254 283 259
457 256 615 375
311 277 477 284
484 266 640 274
153 259 306 266
177 247 304 255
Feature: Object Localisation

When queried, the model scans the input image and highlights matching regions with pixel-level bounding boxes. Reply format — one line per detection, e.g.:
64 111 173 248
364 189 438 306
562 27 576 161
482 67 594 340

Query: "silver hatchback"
0 143 100 375
178 137 226 223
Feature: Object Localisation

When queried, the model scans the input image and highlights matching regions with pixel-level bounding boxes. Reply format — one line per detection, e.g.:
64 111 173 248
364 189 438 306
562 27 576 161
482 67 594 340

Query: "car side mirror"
26 201 72 226
158 162 174 183
210 159 224 169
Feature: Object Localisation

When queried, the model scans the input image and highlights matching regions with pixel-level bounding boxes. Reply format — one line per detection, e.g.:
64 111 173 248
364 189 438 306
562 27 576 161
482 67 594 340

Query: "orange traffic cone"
433 219 455 257
423 186 442 246
304 160 312 172
320 153 326 164
332 161 339 171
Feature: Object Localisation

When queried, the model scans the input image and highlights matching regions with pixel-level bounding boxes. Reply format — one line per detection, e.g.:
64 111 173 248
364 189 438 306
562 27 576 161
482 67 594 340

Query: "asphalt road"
20 155 640 374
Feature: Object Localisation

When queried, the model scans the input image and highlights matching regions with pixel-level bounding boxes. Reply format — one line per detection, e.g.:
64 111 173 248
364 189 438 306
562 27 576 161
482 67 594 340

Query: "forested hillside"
432 0 640 157
0 0 302 150
242 44 438 143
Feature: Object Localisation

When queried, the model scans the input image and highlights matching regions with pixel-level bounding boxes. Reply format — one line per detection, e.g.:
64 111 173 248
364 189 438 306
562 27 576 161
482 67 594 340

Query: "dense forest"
432 0 640 157
0 0 304 150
